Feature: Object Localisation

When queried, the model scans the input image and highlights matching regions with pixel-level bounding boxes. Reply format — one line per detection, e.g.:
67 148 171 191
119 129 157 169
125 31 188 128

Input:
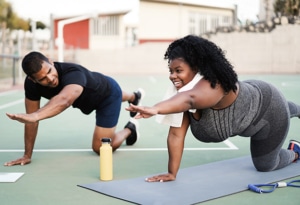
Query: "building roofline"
140 0 235 11
52 9 131 20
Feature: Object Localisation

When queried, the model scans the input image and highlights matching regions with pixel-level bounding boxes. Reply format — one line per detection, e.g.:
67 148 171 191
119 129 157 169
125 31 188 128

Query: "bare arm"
6 84 83 123
145 112 190 182
4 98 40 166
4 84 83 166
167 114 189 178
34 84 83 120
126 78 225 118
154 79 225 114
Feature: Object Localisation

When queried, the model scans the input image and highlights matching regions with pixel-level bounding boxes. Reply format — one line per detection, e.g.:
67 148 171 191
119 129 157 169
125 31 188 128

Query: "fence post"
0 54 21 86
12 56 16 85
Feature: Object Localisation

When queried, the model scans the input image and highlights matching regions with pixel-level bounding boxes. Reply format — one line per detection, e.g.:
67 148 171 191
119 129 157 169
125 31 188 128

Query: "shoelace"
248 179 300 193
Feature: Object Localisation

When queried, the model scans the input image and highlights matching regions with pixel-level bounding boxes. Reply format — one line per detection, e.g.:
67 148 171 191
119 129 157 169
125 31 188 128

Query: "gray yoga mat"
78 156 300 205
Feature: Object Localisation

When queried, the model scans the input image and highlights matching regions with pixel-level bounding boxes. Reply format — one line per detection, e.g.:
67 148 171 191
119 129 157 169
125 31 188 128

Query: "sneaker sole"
135 88 145 106
289 140 300 147
129 118 140 141
125 118 140 145
130 88 146 117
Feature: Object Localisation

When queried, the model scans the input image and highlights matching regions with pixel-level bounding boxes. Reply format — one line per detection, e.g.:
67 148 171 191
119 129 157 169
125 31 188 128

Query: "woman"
126 35 300 182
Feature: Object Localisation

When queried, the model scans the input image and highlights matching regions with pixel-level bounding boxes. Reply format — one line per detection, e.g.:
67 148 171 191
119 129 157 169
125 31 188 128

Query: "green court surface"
0 74 300 205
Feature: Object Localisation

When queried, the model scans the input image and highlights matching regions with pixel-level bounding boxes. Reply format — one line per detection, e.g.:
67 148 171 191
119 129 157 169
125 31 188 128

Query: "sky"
7 0 260 25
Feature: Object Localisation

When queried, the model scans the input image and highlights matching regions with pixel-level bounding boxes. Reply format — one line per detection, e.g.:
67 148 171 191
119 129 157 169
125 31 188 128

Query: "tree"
0 0 47 31
285 0 300 16
0 0 28 30
274 0 286 16
0 0 9 22
0 0 48 56
274 0 300 17
29 20 47 31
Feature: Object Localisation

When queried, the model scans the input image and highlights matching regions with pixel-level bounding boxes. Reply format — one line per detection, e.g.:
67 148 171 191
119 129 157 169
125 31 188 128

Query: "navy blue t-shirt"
24 62 111 114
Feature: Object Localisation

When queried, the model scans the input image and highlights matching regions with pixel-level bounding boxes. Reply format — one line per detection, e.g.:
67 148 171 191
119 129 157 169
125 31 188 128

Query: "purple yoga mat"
78 156 300 205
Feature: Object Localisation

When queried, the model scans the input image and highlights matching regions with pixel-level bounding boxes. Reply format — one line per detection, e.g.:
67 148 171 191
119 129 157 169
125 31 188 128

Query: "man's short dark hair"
22 51 50 77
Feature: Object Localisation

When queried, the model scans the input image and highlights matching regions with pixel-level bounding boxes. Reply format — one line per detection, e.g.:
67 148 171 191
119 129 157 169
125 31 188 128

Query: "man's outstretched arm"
4 98 40 166
6 84 83 123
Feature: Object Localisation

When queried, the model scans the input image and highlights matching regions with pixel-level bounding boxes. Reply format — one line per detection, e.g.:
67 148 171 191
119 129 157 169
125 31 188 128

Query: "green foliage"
0 0 10 22
274 0 286 16
274 0 300 16
8 13 30 30
30 21 47 31
285 0 300 16
0 0 47 31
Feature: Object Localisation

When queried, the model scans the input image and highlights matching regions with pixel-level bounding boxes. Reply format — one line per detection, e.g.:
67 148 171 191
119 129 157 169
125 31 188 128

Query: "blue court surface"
0 74 300 205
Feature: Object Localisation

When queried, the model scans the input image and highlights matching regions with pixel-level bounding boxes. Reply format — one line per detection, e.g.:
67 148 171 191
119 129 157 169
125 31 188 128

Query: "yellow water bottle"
100 138 113 181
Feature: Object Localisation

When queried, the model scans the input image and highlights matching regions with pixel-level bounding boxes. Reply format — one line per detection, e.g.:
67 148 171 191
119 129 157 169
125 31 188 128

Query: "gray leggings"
245 80 300 171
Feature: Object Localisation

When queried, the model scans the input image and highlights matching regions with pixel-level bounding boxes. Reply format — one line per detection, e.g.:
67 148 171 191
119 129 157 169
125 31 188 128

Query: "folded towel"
156 73 202 127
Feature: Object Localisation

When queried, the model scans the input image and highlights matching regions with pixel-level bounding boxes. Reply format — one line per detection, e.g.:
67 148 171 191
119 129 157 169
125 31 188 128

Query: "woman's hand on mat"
6 113 38 123
126 104 158 119
4 156 31 166
145 173 176 182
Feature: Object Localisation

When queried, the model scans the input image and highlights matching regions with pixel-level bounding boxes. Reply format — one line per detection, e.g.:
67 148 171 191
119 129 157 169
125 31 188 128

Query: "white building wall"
139 0 235 42
258 0 275 21
85 1 235 49
89 35 125 49
89 15 127 50
76 25 300 74
139 2 181 39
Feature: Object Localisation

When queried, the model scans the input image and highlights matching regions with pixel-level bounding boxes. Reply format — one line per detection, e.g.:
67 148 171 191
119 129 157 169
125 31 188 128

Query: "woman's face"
168 58 197 90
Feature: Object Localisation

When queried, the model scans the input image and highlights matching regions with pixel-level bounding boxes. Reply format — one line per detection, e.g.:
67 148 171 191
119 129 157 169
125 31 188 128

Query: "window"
93 15 119 36
211 15 219 32
188 11 232 35
189 12 196 34
222 15 231 26
198 14 207 35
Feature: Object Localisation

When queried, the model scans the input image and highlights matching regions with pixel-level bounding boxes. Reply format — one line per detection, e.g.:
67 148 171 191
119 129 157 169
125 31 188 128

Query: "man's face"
30 61 59 88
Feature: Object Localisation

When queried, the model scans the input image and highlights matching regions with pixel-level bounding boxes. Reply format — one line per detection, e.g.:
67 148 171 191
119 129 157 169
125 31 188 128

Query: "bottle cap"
101 138 111 143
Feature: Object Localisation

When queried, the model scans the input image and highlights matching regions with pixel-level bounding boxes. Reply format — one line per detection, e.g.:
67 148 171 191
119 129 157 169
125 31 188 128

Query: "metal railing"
0 54 22 86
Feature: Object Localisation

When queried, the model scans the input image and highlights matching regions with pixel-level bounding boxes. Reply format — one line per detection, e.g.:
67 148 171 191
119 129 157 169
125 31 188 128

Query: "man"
5 51 144 166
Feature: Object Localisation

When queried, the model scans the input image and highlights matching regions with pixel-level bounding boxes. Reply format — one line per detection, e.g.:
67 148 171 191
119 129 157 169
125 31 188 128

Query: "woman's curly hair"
164 35 238 93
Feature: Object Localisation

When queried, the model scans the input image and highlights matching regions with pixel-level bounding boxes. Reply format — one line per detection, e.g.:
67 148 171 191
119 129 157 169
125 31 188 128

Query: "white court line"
0 99 23 110
223 139 238 149
0 140 238 152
